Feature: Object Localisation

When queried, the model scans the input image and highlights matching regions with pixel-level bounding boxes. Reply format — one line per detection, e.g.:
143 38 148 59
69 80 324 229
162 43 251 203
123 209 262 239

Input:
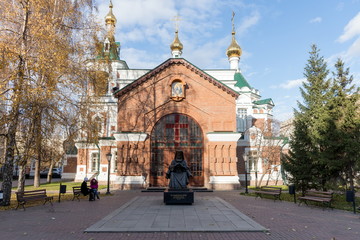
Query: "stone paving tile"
85 195 266 232
1 190 360 239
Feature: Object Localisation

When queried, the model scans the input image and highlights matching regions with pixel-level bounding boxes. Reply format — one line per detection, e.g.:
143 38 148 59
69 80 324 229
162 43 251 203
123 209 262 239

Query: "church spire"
97 0 120 61
170 16 183 58
226 12 242 70
105 0 117 35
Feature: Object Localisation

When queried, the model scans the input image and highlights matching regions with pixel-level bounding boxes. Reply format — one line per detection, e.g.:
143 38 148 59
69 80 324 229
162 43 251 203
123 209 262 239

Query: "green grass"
12 181 107 191
241 185 360 212
0 181 110 211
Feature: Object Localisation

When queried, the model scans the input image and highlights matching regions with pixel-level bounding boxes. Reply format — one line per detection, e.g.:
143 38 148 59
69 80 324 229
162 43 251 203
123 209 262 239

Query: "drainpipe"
95 143 100 179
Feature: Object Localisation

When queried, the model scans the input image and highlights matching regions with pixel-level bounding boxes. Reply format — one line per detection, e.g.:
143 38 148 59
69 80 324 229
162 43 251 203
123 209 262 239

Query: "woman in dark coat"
81 177 89 196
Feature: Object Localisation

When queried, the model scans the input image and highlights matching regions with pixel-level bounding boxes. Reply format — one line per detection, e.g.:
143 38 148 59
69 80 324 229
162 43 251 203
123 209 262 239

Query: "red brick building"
63 2 284 190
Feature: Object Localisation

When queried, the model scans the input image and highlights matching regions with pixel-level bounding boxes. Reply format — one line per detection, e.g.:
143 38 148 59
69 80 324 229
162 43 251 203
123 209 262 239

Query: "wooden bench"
298 190 334 209
72 186 82 201
254 186 282 201
16 189 53 210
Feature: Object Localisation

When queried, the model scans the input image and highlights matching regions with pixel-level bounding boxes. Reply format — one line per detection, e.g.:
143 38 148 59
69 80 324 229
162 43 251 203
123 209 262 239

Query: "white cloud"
237 11 261 36
115 0 176 27
279 78 305 89
273 106 294 121
309 17 322 23
353 72 360 85
344 36 360 59
338 12 360 43
183 36 229 69
121 48 162 69
336 2 345 11
276 111 294 122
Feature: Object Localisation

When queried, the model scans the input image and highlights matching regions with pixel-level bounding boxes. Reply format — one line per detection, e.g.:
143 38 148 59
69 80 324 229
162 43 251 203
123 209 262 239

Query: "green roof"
234 72 251 89
98 136 115 140
253 98 274 106
96 41 120 61
264 136 289 145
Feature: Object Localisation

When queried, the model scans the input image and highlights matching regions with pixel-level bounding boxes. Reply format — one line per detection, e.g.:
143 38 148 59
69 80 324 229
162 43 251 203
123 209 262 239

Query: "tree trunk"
47 159 54 183
258 168 270 187
17 164 26 193
1 122 17 206
275 168 280 185
1 0 30 206
33 111 42 188
348 165 355 191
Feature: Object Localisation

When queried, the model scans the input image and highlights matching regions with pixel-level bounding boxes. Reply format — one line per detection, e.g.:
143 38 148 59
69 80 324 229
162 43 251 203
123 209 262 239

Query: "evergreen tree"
283 44 332 192
281 117 315 193
327 59 360 190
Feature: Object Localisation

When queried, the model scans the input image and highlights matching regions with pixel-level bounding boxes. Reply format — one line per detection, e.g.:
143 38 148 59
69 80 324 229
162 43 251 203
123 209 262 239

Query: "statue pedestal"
163 189 194 205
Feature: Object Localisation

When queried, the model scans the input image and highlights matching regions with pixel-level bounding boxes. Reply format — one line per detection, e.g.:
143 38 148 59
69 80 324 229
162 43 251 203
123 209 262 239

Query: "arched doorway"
150 113 204 187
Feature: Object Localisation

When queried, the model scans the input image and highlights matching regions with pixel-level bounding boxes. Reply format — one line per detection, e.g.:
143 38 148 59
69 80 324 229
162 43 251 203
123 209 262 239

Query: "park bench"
254 186 282 201
16 189 53 210
72 186 82 201
298 190 334 209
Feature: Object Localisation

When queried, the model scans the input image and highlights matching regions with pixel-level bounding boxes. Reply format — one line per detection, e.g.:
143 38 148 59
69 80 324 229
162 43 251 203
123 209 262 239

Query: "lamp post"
244 158 248 194
106 152 112 195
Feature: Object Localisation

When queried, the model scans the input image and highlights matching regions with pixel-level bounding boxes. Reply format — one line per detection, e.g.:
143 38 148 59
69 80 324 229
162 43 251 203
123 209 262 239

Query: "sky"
96 0 360 121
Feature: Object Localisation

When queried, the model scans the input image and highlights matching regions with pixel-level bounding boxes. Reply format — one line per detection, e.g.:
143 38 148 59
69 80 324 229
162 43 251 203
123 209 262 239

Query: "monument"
163 151 194 204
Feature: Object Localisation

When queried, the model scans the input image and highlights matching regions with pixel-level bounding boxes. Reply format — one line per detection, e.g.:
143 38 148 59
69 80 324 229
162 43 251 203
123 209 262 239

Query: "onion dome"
105 0 117 26
170 30 183 52
226 31 242 58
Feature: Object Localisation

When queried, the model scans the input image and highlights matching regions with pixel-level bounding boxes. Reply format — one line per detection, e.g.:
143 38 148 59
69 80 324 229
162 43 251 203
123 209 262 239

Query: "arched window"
150 113 204 186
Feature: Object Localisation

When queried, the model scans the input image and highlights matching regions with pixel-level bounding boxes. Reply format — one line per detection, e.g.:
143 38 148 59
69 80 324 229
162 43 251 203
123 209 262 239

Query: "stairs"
141 187 166 192
141 187 213 192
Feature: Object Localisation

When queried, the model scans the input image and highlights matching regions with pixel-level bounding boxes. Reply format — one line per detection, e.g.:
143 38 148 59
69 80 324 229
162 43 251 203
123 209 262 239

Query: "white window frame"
111 150 118 173
237 108 247 132
89 151 100 173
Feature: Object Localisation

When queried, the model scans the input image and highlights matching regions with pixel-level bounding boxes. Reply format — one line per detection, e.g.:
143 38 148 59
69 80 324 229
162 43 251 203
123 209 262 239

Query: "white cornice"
206 132 242 142
75 142 98 149
99 139 117 147
113 133 148 142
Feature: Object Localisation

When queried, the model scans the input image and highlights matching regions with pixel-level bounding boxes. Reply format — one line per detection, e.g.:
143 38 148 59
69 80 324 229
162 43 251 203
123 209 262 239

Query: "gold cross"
232 11 235 32
172 15 182 31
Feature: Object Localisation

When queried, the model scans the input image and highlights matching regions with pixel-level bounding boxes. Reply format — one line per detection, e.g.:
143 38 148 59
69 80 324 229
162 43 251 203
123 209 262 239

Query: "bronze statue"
166 151 192 189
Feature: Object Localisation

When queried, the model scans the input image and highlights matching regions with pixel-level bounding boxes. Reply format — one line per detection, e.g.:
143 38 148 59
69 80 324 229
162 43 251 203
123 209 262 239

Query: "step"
141 187 213 192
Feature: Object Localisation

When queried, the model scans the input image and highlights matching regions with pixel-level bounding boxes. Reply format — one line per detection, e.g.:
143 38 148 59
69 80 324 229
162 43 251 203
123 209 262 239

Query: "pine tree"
327 59 360 190
283 44 332 192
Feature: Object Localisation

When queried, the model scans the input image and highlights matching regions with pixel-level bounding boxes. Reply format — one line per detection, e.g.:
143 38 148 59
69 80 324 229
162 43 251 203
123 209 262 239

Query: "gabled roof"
114 58 240 98
234 72 251 89
253 98 274 106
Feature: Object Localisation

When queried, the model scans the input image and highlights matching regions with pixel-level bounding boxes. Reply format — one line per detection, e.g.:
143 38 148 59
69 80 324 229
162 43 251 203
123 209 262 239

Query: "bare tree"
244 119 289 188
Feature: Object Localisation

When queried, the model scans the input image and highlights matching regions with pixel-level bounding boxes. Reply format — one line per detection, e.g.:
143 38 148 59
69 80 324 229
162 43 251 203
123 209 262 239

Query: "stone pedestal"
163 189 194 205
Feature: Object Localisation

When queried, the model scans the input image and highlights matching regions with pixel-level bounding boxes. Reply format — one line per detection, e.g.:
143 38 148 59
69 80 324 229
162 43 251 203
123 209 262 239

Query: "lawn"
13 181 107 192
0 181 109 211
242 185 360 213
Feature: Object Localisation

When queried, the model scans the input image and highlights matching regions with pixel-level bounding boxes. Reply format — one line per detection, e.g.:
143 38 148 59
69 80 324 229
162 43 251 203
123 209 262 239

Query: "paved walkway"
1 190 360 240
85 196 266 232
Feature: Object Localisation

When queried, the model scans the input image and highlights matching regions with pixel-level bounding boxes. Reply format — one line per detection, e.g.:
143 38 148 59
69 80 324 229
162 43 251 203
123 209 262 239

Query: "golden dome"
105 1 117 25
170 30 183 51
226 31 242 58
